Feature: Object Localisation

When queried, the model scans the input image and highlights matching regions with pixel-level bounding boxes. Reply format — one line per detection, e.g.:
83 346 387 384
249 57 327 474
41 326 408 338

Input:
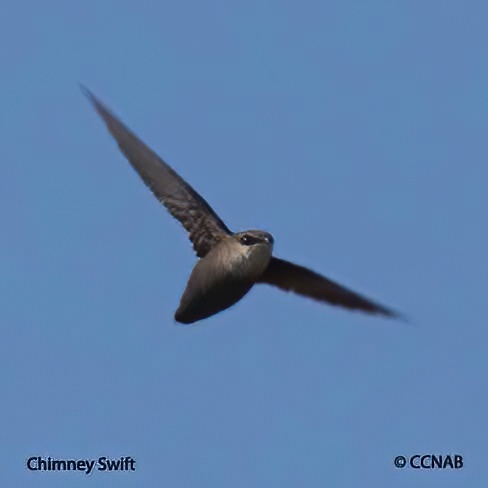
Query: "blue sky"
1 0 487 486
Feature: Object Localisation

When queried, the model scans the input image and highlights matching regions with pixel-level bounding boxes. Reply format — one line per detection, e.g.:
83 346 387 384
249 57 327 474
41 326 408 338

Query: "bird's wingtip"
381 307 413 326
79 83 92 98
80 85 112 117
397 312 414 326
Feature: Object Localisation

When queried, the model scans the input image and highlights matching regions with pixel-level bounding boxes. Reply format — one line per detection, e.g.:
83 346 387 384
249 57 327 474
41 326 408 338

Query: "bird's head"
233 230 274 252
229 230 274 277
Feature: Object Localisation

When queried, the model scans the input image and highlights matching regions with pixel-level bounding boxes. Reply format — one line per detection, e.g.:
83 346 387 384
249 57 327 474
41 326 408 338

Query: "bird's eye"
240 235 257 246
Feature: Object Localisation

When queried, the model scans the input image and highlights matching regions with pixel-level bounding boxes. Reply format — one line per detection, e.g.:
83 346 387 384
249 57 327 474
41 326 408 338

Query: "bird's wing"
257 257 398 318
83 87 232 258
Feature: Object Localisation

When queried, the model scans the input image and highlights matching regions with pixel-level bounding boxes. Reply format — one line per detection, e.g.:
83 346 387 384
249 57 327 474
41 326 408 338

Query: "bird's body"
176 232 273 323
83 87 400 324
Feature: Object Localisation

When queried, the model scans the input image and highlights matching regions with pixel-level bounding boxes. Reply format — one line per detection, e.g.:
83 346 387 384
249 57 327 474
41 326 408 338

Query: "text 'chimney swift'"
83 88 399 324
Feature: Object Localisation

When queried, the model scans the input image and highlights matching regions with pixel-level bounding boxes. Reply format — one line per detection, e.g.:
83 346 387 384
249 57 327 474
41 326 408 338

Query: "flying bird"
83 88 399 324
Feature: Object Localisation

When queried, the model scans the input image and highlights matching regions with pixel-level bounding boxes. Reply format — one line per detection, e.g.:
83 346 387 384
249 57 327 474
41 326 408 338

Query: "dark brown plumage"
258 258 397 318
82 87 231 258
83 87 400 323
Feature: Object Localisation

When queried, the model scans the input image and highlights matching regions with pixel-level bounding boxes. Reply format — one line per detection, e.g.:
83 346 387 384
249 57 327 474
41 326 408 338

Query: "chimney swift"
83 88 399 324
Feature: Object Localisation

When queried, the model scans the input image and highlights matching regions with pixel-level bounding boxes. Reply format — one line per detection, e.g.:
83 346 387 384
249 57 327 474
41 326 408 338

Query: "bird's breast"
217 241 272 280
174 240 273 323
